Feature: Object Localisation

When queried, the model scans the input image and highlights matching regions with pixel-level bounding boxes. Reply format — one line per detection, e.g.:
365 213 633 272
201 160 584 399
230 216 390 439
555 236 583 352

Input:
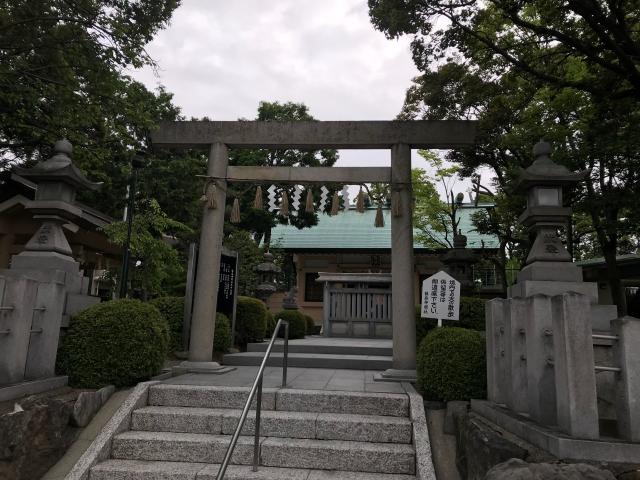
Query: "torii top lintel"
151 120 476 150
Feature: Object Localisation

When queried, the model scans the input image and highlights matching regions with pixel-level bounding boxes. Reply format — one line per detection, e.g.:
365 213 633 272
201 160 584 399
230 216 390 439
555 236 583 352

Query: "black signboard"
182 245 239 351
217 252 237 319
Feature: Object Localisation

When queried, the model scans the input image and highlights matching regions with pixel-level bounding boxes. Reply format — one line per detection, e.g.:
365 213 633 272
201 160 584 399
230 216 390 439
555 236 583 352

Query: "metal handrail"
216 318 289 479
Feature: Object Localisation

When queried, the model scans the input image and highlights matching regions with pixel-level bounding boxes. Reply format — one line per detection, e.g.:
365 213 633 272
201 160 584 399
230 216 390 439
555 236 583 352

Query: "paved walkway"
164 367 406 393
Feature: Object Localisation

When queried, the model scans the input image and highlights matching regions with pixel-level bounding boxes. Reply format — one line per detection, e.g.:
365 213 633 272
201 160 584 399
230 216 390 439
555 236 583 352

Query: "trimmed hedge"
264 311 277 339
415 297 486 347
304 315 315 334
275 310 307 339
235 296 267 345
149 296 184 352
417 327 486 402
214 312 233 353
57 299 169 388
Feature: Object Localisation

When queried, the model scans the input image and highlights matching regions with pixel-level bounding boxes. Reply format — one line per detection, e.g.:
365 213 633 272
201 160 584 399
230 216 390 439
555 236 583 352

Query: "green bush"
57 299 169 388
417 327 486 402
264 311 277 339
304 315 315 334
275 310 307 339
459 297 486 330
235 296 267 345
149 296 184 352
415 297 486 347
213 312 233 352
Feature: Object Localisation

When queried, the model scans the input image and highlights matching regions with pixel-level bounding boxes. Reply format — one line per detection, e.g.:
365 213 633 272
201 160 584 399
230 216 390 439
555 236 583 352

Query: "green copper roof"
270 204 499 251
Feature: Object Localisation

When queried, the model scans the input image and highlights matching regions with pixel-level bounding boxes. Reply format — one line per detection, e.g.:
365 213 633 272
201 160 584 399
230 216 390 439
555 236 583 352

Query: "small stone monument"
0 140 101 398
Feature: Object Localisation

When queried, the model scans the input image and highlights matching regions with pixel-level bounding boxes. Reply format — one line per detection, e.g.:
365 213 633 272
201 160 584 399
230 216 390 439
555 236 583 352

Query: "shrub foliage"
264 310 277 339
417 327 486 402
415 297 486 346
213 312 233 353
149 296 184 352
304 315 316 334
57 299 169 388
275 310 307 339
235 296 267 345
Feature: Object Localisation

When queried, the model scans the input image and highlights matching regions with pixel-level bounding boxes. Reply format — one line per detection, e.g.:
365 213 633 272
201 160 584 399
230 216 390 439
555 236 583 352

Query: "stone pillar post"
525 294 557 426
552 292 599 439
612 316 640 442
504 297 528 414
0 276 39 384
486 298 507 404
378 144 416 382
187 143 228 367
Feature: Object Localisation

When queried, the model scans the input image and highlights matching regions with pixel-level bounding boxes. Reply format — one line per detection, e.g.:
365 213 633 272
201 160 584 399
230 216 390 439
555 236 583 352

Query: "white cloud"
130 0 489 196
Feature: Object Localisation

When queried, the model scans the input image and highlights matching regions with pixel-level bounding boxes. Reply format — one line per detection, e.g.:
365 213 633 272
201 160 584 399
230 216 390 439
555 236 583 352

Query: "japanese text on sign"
420 271 460 321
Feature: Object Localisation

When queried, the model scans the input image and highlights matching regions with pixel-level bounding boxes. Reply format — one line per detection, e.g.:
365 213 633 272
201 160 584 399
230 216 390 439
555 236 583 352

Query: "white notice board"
421 271 461 325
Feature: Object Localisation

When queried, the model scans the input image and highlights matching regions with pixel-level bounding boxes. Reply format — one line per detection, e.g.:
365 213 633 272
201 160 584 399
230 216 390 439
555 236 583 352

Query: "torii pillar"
378 143 418 382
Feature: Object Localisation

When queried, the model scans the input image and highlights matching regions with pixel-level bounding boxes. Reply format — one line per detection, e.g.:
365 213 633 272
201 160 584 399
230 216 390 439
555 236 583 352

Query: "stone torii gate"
152 120 476 380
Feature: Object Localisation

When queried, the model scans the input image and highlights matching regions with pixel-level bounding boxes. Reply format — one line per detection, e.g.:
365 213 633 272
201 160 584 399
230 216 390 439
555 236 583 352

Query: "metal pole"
283 321 289 388
119 166 137 298
252 377 263 472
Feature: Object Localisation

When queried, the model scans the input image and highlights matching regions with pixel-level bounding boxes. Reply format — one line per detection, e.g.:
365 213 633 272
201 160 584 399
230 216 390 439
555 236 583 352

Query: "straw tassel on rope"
230 197 241 223
201 180 217 210
330 191 340 216
355 187 365 213
279 192 290 217
305 188 314 213
392 190 402 217
253 185 263 209
374 203 384 228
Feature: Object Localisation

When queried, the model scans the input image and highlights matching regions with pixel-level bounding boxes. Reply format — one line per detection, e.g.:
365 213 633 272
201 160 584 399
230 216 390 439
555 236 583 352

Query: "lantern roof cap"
515 140 588 192
14 139 101 191
255 251 281 273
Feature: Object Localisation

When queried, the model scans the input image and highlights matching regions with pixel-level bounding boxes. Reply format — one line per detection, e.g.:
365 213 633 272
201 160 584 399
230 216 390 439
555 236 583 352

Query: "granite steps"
88 384 419 479
222 352 392 370
91 459 417 480
224 339 394 370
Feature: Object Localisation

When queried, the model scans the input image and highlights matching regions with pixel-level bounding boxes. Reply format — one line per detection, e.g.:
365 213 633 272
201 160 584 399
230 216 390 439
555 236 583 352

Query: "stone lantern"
13 139 101 273
0 140 101 387
254 251 280 302
515 140 588 280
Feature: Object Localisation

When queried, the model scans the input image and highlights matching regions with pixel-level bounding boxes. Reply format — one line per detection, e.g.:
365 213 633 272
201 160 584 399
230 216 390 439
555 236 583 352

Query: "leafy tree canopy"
370 1 640 311
369 0 640 101
1 0 182 216
102 198 191 298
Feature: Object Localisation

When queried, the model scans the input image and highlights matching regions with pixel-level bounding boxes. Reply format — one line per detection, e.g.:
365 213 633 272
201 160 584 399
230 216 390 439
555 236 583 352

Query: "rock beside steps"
89 384 420 479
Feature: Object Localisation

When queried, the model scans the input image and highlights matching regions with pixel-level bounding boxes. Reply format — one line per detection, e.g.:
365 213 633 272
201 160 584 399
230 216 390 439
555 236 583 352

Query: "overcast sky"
130 0 480 199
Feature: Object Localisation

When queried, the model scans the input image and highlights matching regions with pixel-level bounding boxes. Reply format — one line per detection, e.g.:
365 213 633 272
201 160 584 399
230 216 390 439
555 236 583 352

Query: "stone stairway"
223 337 393 370
89 383 419 479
